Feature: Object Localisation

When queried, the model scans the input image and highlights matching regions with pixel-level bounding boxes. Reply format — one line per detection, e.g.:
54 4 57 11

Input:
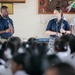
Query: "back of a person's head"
41 54 61 73
69 37 75 54
45 63 75 75
27 37 37 51
23 42 48 75
24 52 61 75
7 36 21 54
46 54 61 65
11 53 26 74
7 41 16 55
9 36 21 44
36 43 48 56
23 49 42 75
60 34 75 43
27 42 48 57
28 37 36 45
12 53 25 66
0 42 12 61
54 39 68 52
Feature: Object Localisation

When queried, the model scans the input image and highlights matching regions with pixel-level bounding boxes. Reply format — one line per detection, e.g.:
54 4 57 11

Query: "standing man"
0 6 14 43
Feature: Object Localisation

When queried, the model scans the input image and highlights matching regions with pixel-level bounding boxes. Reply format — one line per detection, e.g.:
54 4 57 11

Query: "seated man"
0 6 14 43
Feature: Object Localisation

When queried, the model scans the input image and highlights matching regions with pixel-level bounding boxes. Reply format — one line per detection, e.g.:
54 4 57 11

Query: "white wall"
1 0 75 39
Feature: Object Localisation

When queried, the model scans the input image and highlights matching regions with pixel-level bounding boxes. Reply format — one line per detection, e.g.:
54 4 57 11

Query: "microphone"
7 20 13 34
7 20 11 27
56 18 59 36
60 18 65 35
56 18 58 24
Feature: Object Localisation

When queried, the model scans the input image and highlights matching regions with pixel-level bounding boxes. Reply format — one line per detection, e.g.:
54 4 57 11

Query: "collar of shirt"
0 15 9 21
53 18 64 25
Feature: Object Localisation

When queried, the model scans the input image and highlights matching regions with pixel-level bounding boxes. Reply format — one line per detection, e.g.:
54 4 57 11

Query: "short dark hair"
1 6 8 10
55 7 62 13
46 63 75 75
28 37 36 45
12 53 26 70
54 39 68 52
69 37 75 54
7 37 21 55
60 34 75 43
23 42 49 75
41 54 61 72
